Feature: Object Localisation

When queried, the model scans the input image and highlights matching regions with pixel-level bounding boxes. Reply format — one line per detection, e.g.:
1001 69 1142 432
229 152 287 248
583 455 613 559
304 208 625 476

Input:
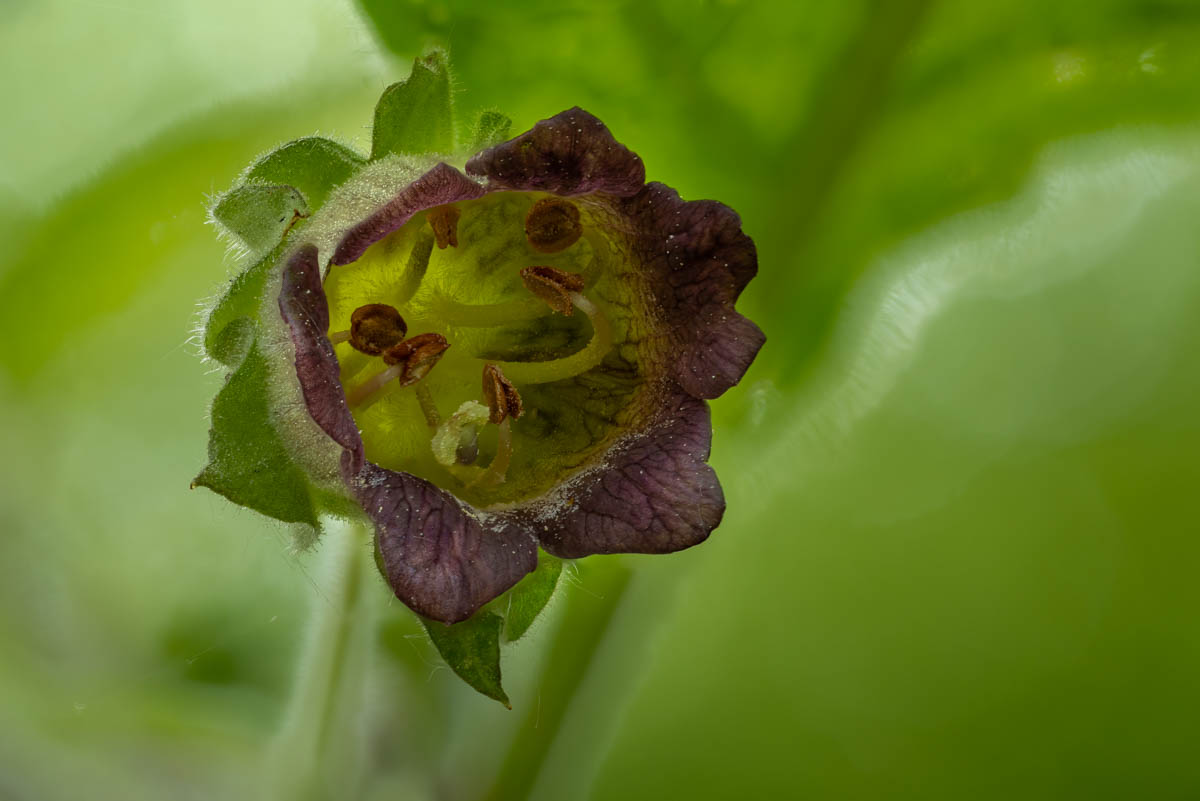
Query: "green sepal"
504 552 563 641
371 50 455 159
422 612 510 707
202 243 284 366
192 321 320 529
245 136 366 211
210 183 308 254
204 315 257 379
469 110 512 153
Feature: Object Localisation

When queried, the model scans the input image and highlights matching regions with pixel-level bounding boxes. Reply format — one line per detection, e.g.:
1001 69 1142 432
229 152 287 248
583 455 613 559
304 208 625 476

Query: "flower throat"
323 192 623 507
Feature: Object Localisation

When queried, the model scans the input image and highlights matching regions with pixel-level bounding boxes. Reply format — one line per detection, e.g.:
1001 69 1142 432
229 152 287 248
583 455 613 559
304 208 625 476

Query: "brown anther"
382 333 450 385
520 265 586 316
349 304 408 355
524 197 582 253
482 364 524 425
427 204 461 249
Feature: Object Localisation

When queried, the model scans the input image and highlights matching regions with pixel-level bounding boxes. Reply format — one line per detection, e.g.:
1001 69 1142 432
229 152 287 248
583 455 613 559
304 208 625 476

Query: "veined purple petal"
350 460 537 624
533 393 724 558
465 107 645 197
279 244 364 466
675 308 766 401
617 182 765 399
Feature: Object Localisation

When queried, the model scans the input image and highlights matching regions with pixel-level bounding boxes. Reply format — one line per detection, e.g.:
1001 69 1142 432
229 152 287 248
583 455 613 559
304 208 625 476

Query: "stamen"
470 419 513 488
393 229 435 306
525 197 582 253
346 332 449 407
481 364 523 424
520 265 586 317
427 204 461 249
382 332 451 378
329 304 407 355
346 364 405 408
490 290 613 385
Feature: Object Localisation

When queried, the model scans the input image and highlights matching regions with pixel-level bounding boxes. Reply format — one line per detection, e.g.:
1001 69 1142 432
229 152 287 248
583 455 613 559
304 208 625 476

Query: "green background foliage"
2 0 1200 798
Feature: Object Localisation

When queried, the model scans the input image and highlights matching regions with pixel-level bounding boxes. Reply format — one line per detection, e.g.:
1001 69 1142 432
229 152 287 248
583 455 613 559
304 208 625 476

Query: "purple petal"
674 308 766 400
279 244 364 466
618 182 764 399
350 461 537 624
465 107 645 197
332 162 485 266
534 394 724 558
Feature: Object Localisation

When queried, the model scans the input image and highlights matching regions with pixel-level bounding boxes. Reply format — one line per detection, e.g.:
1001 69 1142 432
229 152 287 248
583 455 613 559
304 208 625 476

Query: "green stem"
480 559 632 801
261 519 374 801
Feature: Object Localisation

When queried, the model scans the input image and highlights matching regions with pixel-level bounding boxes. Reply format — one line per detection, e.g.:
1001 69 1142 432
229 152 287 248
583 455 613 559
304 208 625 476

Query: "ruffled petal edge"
616 182 764 399
530 393 724 559
465 107 646 197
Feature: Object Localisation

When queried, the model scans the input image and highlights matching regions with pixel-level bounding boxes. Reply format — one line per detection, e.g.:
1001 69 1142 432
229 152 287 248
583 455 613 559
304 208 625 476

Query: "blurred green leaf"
469 110 513 152
584 130 1200 801
0 88 374 382
244 136 366 210
766 3 1200 375
504 552 563 641
355 0 421 60
422 611 510 707
193 324 319 529
371 51 455 159
210 183 308 254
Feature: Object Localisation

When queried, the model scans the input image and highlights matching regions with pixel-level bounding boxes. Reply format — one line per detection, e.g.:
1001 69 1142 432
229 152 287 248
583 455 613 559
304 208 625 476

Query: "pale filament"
469 419 513 488
491 292 612 385
415 384 441 428
345 363 408 408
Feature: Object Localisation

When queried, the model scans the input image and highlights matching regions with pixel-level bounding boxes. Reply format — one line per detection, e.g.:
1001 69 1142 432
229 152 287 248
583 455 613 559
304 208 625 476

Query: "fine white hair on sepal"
192 293 223 368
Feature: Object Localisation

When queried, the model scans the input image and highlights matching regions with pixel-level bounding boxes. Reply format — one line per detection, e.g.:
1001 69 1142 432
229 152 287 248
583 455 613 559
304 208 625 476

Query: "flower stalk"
262 520 375 801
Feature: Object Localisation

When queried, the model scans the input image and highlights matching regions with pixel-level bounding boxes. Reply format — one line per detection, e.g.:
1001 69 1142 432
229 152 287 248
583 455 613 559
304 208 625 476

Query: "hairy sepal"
372 49 455 159
421 611 510 707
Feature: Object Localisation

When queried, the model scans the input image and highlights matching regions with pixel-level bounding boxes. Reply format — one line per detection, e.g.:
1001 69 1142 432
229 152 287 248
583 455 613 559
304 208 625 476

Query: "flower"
197 57 762 627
